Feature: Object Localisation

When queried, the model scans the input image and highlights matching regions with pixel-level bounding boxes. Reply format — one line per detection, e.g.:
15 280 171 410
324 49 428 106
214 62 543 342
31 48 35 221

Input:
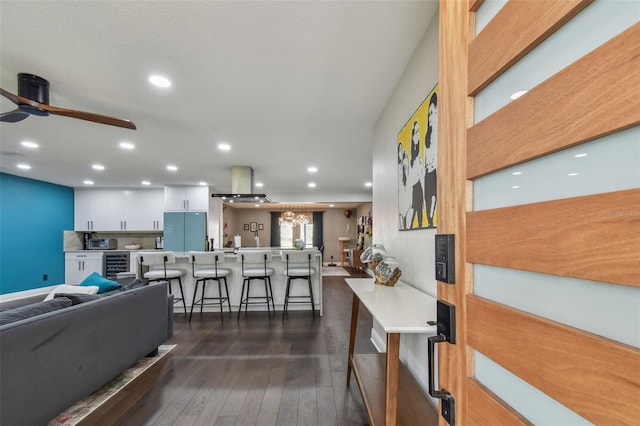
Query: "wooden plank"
467 189 640 287
468 0 592 95
467 295 640 425
439 0 473 423
385 333 400 426
467 379 532 426
467 23 640 179
469 0 483 12
350 353 438 426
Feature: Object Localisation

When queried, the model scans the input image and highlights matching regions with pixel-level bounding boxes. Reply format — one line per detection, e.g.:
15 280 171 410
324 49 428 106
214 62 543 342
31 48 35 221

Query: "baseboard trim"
370 327 386 353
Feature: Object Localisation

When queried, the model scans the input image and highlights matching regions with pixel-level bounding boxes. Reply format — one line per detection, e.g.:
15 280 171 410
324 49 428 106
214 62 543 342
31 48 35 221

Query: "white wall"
372 9 439 396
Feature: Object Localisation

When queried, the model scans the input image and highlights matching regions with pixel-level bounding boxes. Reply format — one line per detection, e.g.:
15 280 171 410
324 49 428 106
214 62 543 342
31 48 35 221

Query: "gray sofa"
0 280 173 426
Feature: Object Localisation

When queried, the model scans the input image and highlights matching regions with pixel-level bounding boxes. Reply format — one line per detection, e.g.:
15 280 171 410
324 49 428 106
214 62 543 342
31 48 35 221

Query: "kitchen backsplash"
63 231 162 251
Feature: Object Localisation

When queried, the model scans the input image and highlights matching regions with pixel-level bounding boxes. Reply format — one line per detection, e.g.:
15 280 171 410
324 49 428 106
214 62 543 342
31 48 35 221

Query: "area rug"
49 344 176 426
322 266 350 276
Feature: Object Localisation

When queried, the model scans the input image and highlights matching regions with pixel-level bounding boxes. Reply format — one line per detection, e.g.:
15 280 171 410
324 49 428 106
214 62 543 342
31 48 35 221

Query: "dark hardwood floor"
108 268 376 426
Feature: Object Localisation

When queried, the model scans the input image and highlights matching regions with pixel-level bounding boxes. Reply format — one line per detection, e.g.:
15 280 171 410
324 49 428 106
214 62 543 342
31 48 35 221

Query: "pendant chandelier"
279 203 310 226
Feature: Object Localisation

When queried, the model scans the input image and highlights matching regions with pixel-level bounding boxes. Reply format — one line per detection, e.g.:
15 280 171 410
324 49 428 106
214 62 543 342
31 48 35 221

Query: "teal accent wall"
0 173 73 294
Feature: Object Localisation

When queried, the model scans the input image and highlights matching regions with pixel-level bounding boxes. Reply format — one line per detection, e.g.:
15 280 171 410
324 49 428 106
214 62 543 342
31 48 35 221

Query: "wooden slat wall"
467 23 640 179
467 379 532 426
467 188 640 287
467 295 640 425
468 0 592 95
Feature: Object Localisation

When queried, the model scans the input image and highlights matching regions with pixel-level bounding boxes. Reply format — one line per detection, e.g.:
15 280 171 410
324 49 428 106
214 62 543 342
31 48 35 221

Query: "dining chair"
282 250 316 319
138 251 187 315
237 250 275 319
188 251 232 322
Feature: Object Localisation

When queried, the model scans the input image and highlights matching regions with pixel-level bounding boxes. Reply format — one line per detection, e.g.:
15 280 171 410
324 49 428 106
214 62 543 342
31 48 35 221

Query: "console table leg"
346 293 360 386
386 333 400 426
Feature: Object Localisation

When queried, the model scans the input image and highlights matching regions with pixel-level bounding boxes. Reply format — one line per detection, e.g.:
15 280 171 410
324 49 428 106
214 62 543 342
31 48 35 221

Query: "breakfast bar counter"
132 249 323 316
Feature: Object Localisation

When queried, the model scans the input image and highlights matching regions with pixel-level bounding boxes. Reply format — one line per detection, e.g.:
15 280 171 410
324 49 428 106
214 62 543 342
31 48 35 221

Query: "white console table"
345 278 438 426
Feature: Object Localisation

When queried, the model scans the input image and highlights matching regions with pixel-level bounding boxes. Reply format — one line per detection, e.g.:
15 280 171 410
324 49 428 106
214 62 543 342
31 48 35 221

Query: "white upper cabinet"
74 189 164 232
164 186 209 212
122 189 164 231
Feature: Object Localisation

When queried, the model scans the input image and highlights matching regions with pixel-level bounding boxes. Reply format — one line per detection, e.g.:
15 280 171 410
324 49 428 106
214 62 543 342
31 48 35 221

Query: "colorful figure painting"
397 84 438 230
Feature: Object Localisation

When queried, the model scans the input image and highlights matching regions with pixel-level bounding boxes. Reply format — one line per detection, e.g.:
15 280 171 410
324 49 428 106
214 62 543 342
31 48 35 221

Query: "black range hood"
211 166 272 203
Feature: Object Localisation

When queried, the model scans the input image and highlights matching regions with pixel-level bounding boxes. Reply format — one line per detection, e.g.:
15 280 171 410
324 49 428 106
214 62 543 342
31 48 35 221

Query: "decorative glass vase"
294 239 306 250
374 257 401 286
360 244 387 265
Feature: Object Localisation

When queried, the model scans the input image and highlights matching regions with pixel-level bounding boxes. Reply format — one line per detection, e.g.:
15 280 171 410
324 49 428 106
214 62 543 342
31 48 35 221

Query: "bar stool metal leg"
189 279 200 323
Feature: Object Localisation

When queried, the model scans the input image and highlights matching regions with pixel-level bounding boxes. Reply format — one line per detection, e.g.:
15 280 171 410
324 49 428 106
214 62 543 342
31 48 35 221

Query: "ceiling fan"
0 73 136 130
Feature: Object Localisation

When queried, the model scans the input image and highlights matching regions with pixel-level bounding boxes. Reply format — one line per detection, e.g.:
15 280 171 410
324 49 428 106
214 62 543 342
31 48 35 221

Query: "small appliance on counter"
155 236 164 249
88 238 117 250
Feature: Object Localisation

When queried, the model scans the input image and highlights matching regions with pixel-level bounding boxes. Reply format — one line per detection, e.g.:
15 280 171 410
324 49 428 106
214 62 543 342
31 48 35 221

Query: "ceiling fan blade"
0 88 20 104
2 83 135 130
0 109 30 123
0 88 41 108
42 104 136 130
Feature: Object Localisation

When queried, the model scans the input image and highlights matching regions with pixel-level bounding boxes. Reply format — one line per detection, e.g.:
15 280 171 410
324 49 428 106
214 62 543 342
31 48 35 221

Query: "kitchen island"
132 248 323 316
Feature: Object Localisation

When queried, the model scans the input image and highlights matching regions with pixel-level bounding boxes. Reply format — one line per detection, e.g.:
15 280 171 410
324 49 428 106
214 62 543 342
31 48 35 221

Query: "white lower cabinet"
65 252 103 284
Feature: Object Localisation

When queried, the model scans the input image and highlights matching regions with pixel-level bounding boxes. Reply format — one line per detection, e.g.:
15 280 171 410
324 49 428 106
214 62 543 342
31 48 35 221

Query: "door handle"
427 300 456 425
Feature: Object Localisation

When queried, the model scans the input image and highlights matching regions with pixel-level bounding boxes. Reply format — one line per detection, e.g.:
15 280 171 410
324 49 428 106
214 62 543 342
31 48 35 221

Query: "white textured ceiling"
0 0 437 206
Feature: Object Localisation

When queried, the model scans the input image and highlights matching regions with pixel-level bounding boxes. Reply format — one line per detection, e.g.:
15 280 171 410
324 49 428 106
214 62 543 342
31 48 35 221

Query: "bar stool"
237 250 275 319
138 251 187 315
282 250 316 319
188 251 232 322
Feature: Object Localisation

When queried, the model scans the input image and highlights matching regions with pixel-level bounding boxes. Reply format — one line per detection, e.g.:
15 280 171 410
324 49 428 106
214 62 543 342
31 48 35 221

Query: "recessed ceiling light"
255 182 264 188
308 182 316 188
16 163 31 170
199 181 207 186
21 141 38 149
149 75 171 88
511 185 520 189
307 166 318 173
568 172 579 177
92 164 105 171
218 143 231 151
512 171 522 175
365 182 373 188
119 142 135 150
141 180 151 186
574 153 588 158
166 165 178 172
510 90 528 100
83 180 94 185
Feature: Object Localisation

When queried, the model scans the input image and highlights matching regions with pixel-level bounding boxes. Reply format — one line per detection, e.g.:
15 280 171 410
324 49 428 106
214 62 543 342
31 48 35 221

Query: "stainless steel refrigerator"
163 211 207 252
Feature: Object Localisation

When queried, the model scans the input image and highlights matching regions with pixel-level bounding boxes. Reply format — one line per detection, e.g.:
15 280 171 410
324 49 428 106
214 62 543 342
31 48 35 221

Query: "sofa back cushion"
43 284 99 301
0 297 72 326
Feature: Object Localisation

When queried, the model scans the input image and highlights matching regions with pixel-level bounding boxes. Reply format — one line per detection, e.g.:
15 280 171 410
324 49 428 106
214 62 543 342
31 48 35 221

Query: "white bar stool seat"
188 251 232 322
282 250 316 319
237 250 275 319
138 251 187 315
